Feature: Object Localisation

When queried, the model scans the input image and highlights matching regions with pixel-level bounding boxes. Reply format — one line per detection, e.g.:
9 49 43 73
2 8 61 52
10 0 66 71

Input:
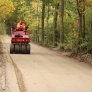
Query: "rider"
17 20 26 31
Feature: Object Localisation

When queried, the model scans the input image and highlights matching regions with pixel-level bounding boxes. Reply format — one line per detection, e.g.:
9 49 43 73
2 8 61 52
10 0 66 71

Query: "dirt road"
2 36 92 92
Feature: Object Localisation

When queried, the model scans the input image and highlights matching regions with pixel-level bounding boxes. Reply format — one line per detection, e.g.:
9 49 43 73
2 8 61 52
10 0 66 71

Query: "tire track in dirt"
9 55 26 92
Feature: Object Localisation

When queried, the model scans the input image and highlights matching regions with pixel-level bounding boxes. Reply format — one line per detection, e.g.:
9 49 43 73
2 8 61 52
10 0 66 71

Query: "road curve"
4 36 92 92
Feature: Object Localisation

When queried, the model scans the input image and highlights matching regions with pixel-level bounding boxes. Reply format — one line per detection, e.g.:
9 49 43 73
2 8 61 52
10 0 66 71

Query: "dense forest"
0 0 92 54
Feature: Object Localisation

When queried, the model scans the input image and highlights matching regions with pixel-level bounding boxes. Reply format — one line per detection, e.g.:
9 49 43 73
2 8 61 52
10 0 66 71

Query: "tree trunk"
41 1 45 44
35 30 37 42
82 0 86 38
46 4 50 45
37 24 40 42
76 0 85 41
90 19 92 30
83 14 85 38
79 14 83 39
60 0 64 49
37 0 39 43
90 16 92 30
53 3 59 47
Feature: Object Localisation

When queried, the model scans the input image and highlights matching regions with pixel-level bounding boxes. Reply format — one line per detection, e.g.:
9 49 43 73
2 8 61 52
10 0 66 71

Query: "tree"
0 0 14 21
53 3 59 46
60 0 65 49
46 4 50 45
76 0 86 45
41 0 45 44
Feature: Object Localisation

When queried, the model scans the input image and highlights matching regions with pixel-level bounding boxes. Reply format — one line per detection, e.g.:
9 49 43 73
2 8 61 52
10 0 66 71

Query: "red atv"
10 28 30 54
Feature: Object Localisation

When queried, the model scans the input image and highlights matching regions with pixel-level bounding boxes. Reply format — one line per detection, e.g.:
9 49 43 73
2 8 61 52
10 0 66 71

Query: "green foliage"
0 0 14 21
64 30 78 51
79 31 92 53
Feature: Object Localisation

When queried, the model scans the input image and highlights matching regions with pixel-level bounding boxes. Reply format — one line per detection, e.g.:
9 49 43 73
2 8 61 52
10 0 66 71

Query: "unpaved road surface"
2 36 92 92
0 40 6 92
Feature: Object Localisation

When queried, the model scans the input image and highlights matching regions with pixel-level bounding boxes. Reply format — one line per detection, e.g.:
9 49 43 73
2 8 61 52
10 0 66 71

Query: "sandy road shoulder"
0 35 6 92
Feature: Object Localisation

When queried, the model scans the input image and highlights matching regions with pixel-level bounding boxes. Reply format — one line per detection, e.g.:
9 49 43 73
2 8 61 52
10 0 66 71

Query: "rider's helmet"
20 20 24 25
